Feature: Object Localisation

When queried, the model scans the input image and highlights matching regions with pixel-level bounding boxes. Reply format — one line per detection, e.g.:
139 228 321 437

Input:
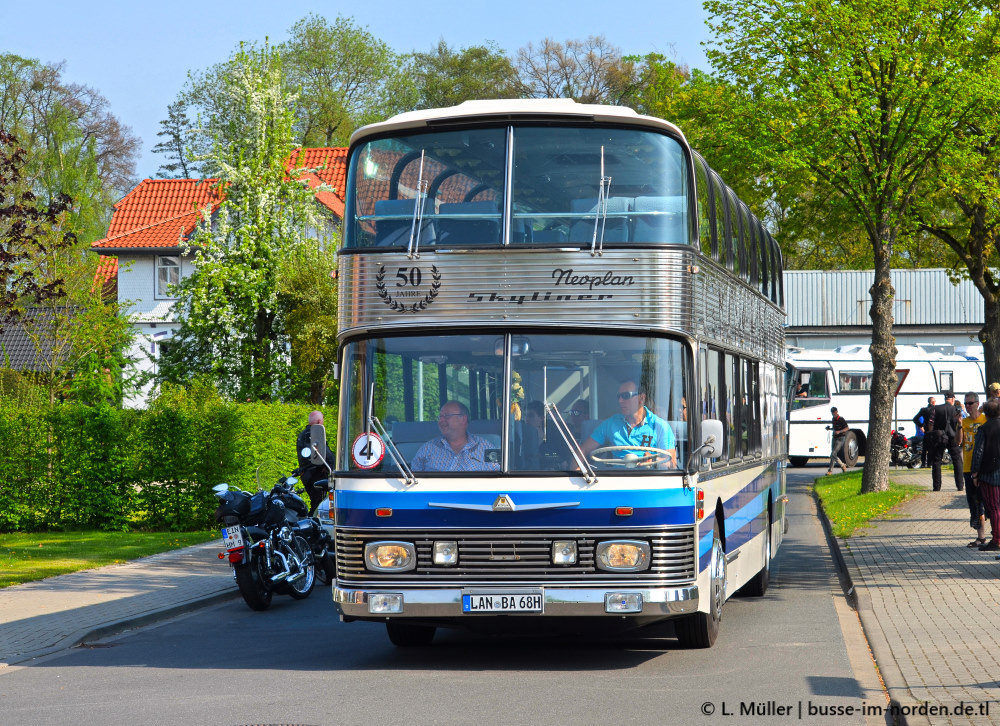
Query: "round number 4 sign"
352 432 385 469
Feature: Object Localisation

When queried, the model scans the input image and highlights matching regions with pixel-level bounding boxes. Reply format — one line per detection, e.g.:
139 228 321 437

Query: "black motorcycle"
213 480 317 611
890 430 920 468
272 473 336 586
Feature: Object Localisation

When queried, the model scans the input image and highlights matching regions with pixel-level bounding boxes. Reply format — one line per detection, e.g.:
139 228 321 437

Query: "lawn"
0 530 217 588
814 471 925 537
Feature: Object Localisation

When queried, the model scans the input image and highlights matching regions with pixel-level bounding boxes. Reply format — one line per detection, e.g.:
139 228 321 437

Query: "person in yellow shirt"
962 393 988 547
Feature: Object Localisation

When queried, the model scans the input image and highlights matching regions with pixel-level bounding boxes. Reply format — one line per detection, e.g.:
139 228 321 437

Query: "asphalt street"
0 468 882 726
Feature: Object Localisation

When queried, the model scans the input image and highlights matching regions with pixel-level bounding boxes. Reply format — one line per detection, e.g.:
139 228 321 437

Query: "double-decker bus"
325 99 786 648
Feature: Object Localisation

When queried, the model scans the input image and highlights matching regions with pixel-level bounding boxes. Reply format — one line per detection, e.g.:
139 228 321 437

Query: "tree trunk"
862 224 897 494
980 294 1000 386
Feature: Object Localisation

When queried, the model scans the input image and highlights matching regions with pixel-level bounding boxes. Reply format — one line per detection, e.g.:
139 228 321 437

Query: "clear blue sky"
1 0 711 180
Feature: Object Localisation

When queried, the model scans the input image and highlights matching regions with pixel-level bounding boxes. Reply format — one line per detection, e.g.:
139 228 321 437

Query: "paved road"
0 471 882 726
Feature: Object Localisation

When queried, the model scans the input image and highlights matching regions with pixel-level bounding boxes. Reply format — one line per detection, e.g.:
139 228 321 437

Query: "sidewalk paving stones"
838 468 1000 726
0 541 235 666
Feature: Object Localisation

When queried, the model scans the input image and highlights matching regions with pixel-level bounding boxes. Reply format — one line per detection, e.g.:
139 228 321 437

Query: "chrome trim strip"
334 584 699 618
427 501 581 512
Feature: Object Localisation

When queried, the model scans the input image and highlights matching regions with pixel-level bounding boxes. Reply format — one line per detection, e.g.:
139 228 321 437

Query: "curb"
811 485 931 726
2 587 238 667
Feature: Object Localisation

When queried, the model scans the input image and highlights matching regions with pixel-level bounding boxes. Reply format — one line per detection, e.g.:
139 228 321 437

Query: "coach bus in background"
786 345 985 467
315 99 787 648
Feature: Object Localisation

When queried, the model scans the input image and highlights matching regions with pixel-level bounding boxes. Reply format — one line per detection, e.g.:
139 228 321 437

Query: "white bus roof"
349 99 688 147
788 344 975 364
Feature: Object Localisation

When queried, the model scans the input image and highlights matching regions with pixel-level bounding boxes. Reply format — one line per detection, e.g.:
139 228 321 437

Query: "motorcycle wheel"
286 535 316 600
234 555 273 611
315 552 336 586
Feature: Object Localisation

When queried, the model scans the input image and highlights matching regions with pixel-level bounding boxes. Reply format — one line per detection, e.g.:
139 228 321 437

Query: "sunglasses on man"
617 391 640 400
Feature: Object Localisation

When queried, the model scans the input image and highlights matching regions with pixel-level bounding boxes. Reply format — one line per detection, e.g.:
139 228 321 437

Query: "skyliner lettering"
467 291 614 304
551 268 635 289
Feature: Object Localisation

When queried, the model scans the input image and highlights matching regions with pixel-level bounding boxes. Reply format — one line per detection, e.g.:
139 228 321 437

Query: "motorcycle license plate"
221 525 244 551
462 591 543 614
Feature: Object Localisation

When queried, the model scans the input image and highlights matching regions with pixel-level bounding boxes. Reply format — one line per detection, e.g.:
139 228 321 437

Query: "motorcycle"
213 480 317 611
272 473 336 586
890 430 921 468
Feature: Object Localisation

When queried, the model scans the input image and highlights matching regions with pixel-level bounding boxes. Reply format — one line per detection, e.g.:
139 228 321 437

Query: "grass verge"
0 530 216 588
814 471 925 537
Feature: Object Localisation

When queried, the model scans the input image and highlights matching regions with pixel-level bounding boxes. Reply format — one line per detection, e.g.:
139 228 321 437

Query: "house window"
156 256 180 298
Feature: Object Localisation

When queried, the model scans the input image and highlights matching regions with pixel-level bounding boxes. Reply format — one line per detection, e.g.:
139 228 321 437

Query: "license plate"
462 592 543 613
221 525 244 551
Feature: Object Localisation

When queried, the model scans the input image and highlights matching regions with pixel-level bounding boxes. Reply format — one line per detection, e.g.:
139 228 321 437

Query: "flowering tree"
160 43 334 401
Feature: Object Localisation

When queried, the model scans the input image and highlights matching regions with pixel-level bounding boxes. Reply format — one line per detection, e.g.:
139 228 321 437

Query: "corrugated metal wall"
784 269 984 327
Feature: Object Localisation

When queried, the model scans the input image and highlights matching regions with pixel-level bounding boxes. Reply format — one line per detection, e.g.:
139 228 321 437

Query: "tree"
277 239 338 404
515 35 644 105
151 100 196 178
160 43 334 401
280 14 415 146
705 0 995 492
411 40 520 109
0 131 77 332
0 54 140 242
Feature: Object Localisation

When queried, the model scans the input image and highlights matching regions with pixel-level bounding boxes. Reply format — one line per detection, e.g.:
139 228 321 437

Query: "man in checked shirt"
411 401 500 472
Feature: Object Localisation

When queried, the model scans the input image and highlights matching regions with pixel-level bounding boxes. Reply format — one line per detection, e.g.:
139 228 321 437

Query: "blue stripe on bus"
698 464 779 571
335 488 696 529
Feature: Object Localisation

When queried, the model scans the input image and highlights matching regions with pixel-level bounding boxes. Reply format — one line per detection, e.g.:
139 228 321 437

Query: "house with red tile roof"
91 148 347 405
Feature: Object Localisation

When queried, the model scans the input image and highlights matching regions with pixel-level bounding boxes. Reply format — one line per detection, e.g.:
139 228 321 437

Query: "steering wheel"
588 445 676 469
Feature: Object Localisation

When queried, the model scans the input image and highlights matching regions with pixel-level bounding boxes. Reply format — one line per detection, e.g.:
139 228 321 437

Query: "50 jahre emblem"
375 264 442 313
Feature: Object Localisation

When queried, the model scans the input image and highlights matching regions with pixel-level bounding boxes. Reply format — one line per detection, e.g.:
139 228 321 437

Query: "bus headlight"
365 541 416 572
552 540 578 565
595 540 650 572
432 541 458 566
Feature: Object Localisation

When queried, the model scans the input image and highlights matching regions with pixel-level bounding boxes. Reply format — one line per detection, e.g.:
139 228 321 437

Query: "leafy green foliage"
411 41 520 110
0 383 337 532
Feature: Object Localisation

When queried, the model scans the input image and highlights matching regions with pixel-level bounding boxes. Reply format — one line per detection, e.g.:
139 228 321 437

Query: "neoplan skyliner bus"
315 99 787 648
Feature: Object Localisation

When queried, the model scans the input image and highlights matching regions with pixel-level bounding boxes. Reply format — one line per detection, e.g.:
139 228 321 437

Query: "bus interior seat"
632 196 687 243
531 228 568 243
436 201 500 244
374 199 436 247
568 197 631 243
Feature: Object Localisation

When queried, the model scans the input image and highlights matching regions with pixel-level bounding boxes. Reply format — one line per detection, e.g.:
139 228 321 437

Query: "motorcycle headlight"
595 540 651 572
365 541 416 572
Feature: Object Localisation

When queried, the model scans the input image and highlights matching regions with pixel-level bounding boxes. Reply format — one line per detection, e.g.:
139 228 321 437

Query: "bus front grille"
336 527 697 585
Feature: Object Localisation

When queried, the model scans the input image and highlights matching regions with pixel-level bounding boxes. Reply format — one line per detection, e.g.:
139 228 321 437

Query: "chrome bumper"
333 584 698 618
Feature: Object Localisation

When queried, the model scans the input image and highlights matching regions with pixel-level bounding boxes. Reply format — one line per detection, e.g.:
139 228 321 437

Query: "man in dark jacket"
826 407 849 475
913 396 935 467
926 394 964 492
296 410 333 514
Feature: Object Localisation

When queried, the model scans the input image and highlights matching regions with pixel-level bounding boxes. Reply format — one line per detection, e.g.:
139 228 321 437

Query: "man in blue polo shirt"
581 379 677 468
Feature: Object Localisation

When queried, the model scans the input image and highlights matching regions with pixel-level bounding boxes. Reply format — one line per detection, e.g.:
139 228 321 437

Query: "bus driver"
581 379 677 468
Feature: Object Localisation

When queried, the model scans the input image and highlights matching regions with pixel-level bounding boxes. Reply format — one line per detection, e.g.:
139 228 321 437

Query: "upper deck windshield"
344 124 691 250
339 332 690 475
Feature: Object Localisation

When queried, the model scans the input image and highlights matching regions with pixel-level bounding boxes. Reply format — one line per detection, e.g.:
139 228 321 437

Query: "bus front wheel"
841 432 859 467
788 456 809 468
676 520 724 648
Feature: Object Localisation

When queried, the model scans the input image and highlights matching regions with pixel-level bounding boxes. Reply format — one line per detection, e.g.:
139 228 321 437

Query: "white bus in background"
786 345 986 467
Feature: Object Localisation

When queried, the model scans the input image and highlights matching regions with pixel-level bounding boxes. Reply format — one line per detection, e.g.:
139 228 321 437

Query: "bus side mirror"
309 424 329 467
700 419 724 459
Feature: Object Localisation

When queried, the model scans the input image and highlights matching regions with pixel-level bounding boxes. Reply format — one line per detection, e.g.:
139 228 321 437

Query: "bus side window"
694 155 714 259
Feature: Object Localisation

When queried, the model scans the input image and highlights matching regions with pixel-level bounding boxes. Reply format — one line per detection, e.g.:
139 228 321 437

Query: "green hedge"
0 384 334 532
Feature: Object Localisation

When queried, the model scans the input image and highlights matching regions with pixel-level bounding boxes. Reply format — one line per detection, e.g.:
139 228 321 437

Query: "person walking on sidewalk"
962 393 987 547
927 393 964 491
971 398 1000 551
826 407 849 475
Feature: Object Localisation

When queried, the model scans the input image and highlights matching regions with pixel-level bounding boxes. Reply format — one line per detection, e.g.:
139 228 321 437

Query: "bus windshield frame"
344 123 692 251
337 330 692 477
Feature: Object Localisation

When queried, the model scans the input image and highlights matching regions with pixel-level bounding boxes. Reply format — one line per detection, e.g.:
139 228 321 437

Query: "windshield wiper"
407 150 428 260
365 381 417 487
544 402 597 485
590 144 612 258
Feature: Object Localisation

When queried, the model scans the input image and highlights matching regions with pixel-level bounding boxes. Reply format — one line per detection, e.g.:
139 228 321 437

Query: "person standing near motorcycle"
962 393 987 546
913 396 935 467
826 407 849 475
927 393 964 492
971 398 1000 552
296 410 332 514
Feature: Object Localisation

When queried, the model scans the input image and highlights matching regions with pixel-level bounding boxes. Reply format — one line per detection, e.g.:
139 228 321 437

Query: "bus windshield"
339 332 690 474
345 125 690 249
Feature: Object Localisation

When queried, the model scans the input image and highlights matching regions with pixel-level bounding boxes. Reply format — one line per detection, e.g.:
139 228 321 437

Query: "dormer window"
156 256 180 298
